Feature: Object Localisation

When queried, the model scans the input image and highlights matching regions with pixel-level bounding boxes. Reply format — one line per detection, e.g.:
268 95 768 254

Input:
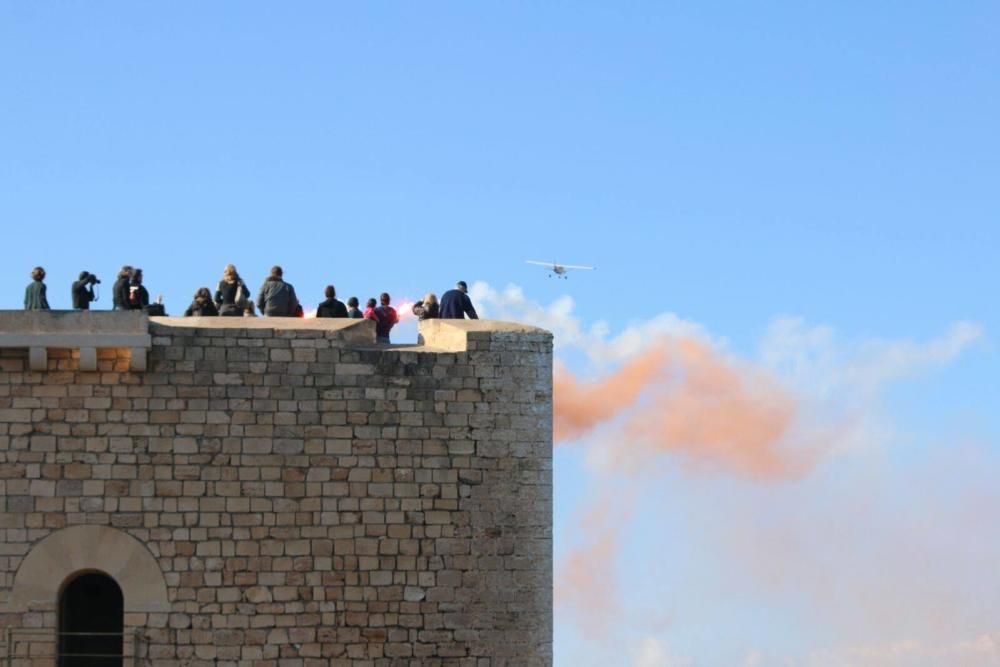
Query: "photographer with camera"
71 271 100 310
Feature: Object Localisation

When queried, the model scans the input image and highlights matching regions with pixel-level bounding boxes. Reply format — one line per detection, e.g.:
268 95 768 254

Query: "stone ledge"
418 320 552 352
150 316 377 345
0 312 553 358
0 311 151 371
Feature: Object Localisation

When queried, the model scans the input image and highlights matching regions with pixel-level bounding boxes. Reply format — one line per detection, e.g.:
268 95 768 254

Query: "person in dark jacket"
439 281 478 319
317 285 348 318
24 267 50 310
373 292 399 344
346 297 363 319
112 266 133 310
71 271 99 310
256 265 299 317
215 264 249 317
184 288 219 317
412 292 439 320
128 269 150 310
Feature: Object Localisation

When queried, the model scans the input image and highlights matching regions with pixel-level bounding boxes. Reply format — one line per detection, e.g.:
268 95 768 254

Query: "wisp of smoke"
555 337 808 480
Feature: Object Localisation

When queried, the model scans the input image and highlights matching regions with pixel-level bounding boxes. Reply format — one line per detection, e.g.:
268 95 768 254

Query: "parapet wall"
0 314 553 666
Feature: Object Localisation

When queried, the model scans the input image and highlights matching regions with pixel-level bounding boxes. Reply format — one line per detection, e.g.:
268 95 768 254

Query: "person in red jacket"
373 292 399 344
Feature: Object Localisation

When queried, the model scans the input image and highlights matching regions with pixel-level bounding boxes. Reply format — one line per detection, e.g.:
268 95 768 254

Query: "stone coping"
0 310 148 335
0 311 151 371
0 312 551 357
151 316 366 331
417 319 551 351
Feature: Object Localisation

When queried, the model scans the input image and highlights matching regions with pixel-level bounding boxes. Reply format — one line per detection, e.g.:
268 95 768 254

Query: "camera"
89 275 101 285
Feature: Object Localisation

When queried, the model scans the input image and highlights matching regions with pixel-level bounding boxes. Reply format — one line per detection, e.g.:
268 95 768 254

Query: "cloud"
633 637 694 667
805 631 1000 667
470 281 715 366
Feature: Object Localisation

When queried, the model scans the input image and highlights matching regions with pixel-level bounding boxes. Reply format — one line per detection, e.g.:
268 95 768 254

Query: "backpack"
233 281 249 310
266 281 293 314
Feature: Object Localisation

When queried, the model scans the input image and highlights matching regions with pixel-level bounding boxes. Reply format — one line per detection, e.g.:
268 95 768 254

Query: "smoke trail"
555 336 808 480
471 282 987 651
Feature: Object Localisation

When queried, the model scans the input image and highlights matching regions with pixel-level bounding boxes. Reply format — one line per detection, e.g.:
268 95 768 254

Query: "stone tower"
0 312 553 666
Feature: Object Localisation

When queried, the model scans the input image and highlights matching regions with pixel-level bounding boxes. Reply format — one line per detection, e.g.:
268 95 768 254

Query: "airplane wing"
525 260 553 266
560 264 595 270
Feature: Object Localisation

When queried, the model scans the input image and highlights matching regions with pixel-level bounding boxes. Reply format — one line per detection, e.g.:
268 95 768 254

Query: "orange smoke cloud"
554 344 670 442
554 336 807 480
555 488 637 635
554 337 808 638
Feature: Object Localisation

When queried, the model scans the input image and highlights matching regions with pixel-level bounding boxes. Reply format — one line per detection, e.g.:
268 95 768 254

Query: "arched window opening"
58 572 124 666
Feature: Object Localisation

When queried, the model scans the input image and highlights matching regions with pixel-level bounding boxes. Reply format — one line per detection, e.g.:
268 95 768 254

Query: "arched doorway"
58 572 124 666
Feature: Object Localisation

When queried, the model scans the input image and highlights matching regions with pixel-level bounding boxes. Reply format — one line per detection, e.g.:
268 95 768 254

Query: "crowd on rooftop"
22 265 478 344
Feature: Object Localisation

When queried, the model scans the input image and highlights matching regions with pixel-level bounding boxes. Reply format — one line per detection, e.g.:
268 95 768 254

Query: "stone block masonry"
0 314 553 666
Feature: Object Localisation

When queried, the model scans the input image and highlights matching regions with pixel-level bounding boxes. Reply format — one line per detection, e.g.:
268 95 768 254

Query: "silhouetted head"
366 298 377 309
456 281 468 293
78 271 90 281
270 265 283 279
132 269 143 285
423 292 438 305
347 297 359 308
325 285 335 299
118 265 133 280
31 267 45 281
380 292 391 306
195 287 211 301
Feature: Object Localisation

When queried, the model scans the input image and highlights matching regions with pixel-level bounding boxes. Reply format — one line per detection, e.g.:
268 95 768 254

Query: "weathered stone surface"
0 317 553 666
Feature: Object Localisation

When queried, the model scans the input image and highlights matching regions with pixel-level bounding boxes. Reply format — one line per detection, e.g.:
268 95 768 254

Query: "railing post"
133 628 142 667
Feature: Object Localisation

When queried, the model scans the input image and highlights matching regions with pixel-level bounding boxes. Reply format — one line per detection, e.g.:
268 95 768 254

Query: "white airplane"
525 260 596 279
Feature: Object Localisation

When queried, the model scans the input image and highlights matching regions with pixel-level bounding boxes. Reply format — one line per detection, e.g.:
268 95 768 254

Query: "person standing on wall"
215 264 250 317
374 292 399 344
256 265 299 317
24 267 50 310
317 285 348 318
71 271 99 310
112 266 133 310
346 296 363 319
439 281 478 319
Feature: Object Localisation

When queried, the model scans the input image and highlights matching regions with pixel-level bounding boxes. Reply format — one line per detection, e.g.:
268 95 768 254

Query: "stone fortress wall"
0 312 553 666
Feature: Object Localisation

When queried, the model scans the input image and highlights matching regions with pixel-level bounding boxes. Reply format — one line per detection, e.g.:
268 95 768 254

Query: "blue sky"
2 3 998 664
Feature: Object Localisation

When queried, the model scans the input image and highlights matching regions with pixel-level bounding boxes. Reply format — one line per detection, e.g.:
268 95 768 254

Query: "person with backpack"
215 264 250 317
24 266 50 310
256 265 299 317
128 268 150 310
184 287 220 316
112 266 133 310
